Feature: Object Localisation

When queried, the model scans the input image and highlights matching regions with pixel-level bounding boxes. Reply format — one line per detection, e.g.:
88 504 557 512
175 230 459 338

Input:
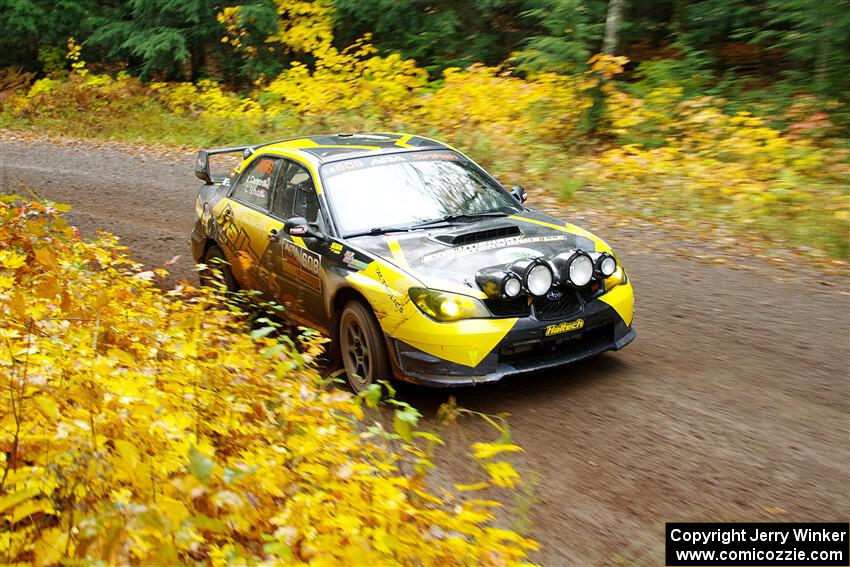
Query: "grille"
532 289 582 321
499 325 611 364
484 296 531 318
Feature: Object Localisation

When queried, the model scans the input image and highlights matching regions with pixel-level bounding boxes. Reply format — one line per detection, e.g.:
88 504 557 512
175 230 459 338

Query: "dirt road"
2 134 848 565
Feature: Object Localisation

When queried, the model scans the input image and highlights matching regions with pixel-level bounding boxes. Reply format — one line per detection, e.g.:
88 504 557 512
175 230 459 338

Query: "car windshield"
320 151 521 236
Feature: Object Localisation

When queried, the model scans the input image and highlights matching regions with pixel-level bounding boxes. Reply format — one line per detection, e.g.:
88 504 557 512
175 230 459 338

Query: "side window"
231 156 280 210
271 161 320 223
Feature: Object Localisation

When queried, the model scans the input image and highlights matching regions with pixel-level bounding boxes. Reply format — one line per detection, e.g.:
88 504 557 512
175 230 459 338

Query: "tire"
200 244 238 292
339 300 392 393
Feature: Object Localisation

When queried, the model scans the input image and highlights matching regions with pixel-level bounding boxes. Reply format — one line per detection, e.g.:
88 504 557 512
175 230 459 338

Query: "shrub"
0 197 537 564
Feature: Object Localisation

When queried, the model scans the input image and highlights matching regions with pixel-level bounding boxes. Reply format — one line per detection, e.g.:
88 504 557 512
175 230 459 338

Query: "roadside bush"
0 197 537 564
4 45 848 259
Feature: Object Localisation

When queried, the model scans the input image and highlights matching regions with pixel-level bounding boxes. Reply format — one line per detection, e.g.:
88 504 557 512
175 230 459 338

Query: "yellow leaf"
471 442 523 460
0 487 40 514
34 527 69 566
454 482 490 492
485 461 520 488
0 251 26 269
107 347 136 366
34 396 60 422
8 497 55 524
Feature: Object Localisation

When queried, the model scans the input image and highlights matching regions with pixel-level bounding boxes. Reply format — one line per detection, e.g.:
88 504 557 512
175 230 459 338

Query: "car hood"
349 211 606 292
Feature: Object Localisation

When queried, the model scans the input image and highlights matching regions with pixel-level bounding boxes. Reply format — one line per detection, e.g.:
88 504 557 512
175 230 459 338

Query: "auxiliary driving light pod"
596 252 618 278
503 274 522 297
475 269 524 298
509 257 554 297
551 251 594 287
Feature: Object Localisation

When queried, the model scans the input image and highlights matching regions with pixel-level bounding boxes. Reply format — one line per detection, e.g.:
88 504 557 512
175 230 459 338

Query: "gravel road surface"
2 134 848 565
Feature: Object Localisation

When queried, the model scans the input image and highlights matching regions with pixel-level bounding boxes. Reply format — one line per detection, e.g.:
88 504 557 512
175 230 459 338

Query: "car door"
217 155 285 293
264 159 327 329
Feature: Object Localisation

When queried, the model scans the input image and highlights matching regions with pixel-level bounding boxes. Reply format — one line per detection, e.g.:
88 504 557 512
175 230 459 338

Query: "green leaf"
393 413 413 442
188 446 214 485
361 383 382 409
188 514 228 533
261 343 287 358
263 542 294 560
393 404 421 442
250 326 276 340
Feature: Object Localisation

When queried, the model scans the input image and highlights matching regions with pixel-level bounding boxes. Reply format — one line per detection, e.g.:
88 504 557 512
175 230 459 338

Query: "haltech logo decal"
545 319 585 336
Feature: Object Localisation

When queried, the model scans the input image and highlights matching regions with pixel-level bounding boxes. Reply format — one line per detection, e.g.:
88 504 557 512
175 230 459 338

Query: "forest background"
1 0 848 260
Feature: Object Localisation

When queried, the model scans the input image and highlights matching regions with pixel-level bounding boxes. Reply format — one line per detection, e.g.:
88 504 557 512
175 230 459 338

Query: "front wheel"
200 244 238 292
339 300 392 393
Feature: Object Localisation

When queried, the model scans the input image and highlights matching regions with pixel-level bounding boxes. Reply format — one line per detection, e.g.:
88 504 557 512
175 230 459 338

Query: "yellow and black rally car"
191 133 634 391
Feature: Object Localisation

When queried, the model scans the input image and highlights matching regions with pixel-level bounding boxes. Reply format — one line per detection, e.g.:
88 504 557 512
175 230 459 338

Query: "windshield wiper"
345 210 514 238
345 226 412 238
409 210 511 229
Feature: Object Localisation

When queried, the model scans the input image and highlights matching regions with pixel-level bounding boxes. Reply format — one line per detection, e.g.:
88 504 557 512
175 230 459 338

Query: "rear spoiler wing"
195 146 254 184
195 137 306 183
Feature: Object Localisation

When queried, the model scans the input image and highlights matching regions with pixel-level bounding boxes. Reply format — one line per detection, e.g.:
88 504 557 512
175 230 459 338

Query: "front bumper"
387 298 635 387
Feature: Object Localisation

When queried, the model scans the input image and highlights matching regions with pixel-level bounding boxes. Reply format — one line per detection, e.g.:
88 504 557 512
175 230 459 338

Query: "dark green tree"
755 0 850 96
0 0 96 70
514 0 605 73
86 0 223 80
332 0 527 73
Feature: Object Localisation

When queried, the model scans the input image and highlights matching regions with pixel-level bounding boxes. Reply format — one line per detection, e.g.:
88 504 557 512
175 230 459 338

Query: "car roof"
255 133 451 163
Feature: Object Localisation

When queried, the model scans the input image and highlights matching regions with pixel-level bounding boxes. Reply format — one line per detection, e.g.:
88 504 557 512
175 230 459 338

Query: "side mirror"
284 217 324 240
510 185 527 204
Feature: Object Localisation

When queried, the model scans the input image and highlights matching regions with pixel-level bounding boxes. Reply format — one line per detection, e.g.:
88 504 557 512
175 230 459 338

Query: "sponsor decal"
329 242 343 254
369 155 407 165
546 289 563 301
375 265 404 314
282 239 321 291
409 152 459 161
323 152 464 178
545 319 585 336
255 158 275 175
324 160 365 175
221 177 231 188
423 235 573 263
342 250 369 271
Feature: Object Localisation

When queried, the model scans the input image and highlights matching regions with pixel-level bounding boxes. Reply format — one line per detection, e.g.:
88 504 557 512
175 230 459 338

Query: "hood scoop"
432 224 522 247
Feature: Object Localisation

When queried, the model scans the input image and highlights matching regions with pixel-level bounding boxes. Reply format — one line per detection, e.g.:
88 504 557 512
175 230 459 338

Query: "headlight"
569 255 593 286
475 269 523 298
596 253 617 278
526 263 553 296
409 288 490 322
552 251 594 287
509 258 553 297
503 275 522 297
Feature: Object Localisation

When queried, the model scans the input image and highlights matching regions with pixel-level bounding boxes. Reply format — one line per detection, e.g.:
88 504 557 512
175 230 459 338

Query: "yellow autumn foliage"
5 33 848 257
0 197 537 564
585 60 849 223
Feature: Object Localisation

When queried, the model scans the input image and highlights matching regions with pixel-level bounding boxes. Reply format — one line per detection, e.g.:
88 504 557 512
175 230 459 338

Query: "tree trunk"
602 0 625 55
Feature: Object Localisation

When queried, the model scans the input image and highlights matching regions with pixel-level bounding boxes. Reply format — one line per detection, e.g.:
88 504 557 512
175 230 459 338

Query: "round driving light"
599 255 617 277
503 275 522 297
568 254 594 287
526 263 553 296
